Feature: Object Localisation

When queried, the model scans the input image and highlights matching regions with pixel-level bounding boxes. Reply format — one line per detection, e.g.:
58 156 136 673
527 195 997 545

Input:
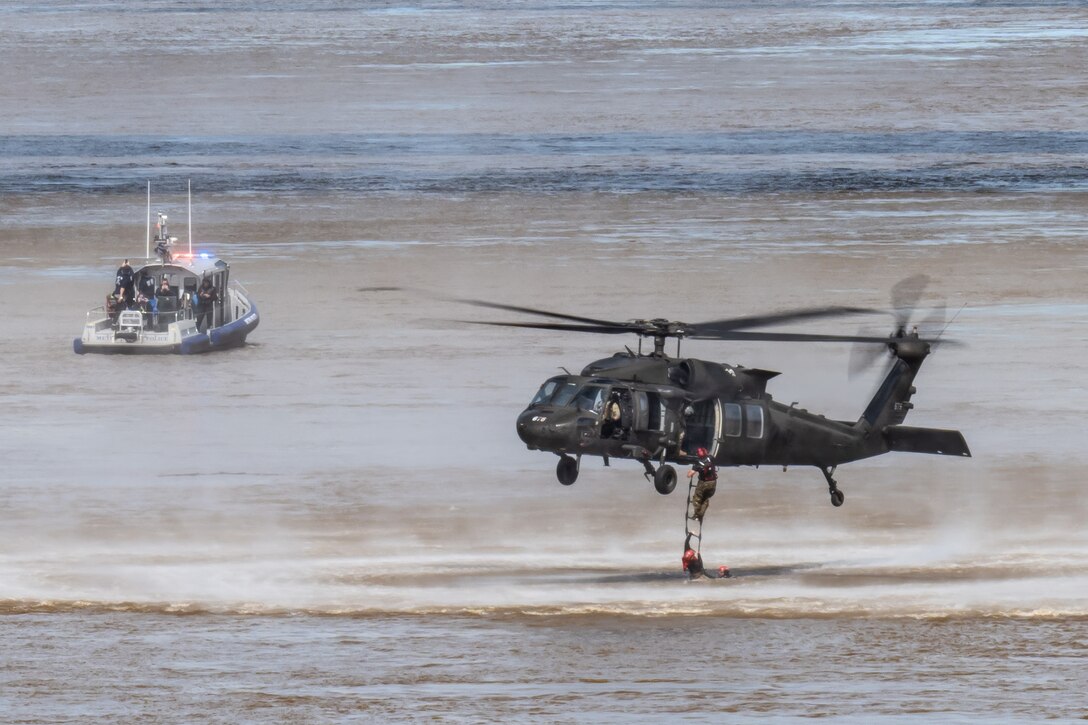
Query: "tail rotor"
848 275 959 379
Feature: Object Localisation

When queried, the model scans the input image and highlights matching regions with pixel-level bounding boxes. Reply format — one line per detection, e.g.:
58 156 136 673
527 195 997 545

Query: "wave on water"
2 132 1088 195
6 131 1088 158
3 553 1087 620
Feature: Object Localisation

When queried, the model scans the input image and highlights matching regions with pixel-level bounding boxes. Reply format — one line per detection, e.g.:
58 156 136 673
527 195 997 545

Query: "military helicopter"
457 277 970 506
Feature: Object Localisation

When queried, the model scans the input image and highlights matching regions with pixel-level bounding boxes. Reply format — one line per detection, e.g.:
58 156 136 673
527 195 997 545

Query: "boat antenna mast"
145 180 151 259
187 178 193 256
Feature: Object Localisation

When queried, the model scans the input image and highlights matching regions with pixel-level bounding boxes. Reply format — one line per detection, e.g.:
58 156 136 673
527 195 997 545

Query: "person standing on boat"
155 276 174 327
196 277 218 332
114 259 135 304
136 274 157 329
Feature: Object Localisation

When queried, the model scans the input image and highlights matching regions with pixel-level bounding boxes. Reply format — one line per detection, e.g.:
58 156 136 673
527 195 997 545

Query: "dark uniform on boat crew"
115 259 134 303
196 277 218 332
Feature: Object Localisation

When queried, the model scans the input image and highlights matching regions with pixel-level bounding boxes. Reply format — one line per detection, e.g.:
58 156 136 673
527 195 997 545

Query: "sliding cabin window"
723 403 742 437
745 404 764 439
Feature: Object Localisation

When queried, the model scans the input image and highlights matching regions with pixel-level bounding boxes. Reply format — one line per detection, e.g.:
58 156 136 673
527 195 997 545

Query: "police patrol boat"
74 184 259 355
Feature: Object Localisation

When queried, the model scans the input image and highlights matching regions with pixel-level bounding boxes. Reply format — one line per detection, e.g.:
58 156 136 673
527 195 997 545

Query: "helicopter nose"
516 409 571 449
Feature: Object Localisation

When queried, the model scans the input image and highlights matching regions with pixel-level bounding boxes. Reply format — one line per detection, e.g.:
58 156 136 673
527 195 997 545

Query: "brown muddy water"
1 1 1087 722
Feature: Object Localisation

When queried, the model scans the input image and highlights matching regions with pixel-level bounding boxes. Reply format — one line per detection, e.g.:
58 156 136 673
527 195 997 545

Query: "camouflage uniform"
690 452 718 522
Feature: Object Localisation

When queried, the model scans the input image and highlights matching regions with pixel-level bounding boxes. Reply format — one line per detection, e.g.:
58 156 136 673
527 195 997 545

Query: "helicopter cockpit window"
574 385 605 414
531 380 559 406
550 382 581 407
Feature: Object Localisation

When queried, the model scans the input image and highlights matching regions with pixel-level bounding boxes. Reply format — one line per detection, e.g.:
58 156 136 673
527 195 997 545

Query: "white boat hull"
75 289 259 355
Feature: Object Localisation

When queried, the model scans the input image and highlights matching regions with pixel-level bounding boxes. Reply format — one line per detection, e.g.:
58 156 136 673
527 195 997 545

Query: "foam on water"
3 475 1086 620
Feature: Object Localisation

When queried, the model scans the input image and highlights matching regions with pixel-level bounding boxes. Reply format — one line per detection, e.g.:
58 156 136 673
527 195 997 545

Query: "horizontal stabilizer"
884 426 971 457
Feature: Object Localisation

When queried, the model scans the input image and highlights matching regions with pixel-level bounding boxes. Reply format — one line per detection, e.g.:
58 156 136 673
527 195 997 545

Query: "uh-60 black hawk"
461 277 970 514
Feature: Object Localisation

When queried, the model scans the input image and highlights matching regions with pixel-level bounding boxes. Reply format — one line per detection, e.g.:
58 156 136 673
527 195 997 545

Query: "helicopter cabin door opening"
684 399 721 457
598 386 670 444
598 386 631 439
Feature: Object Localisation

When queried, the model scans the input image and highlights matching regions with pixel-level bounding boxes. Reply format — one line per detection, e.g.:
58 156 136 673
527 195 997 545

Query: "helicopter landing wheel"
556 455 579 486
654 464 677 495
820 466 844 507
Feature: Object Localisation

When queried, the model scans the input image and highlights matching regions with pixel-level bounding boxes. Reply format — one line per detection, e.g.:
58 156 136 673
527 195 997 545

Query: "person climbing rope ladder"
687 446 717 524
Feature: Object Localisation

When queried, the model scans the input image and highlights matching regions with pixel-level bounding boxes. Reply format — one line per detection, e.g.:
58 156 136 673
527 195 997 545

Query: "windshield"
551 382 580 407
530 380 559 406
574 385 606 414
530 379 580 407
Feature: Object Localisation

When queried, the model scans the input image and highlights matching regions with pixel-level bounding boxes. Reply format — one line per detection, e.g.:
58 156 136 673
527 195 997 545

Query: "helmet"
696 447 708 457
682 549 698 569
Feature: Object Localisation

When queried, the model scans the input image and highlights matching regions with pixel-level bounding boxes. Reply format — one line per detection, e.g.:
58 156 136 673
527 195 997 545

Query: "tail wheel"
830 489 845 507
654 464 677 495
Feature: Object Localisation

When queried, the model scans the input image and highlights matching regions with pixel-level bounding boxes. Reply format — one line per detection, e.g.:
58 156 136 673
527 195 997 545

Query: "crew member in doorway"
602 391 622 438
196 277 218 332
687 446 718 524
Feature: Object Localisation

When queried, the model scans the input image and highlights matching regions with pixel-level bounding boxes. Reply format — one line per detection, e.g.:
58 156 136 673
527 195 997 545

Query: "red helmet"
682 549 698 570
696 447 708 457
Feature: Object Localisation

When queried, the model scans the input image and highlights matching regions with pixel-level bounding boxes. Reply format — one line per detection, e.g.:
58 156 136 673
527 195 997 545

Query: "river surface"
1 1 1087 722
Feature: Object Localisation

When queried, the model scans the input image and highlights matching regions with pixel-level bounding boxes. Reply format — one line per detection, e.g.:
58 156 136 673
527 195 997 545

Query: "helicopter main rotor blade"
359 288 631 327
690 306 882 336
455 299 626 328
687 330 898 344
463 320 636 334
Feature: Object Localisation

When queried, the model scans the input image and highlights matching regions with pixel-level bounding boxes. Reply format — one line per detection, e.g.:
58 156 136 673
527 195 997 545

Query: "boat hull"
74 302 259 355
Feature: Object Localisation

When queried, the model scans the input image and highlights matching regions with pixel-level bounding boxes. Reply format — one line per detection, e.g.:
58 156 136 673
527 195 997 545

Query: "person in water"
682 536 731 580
